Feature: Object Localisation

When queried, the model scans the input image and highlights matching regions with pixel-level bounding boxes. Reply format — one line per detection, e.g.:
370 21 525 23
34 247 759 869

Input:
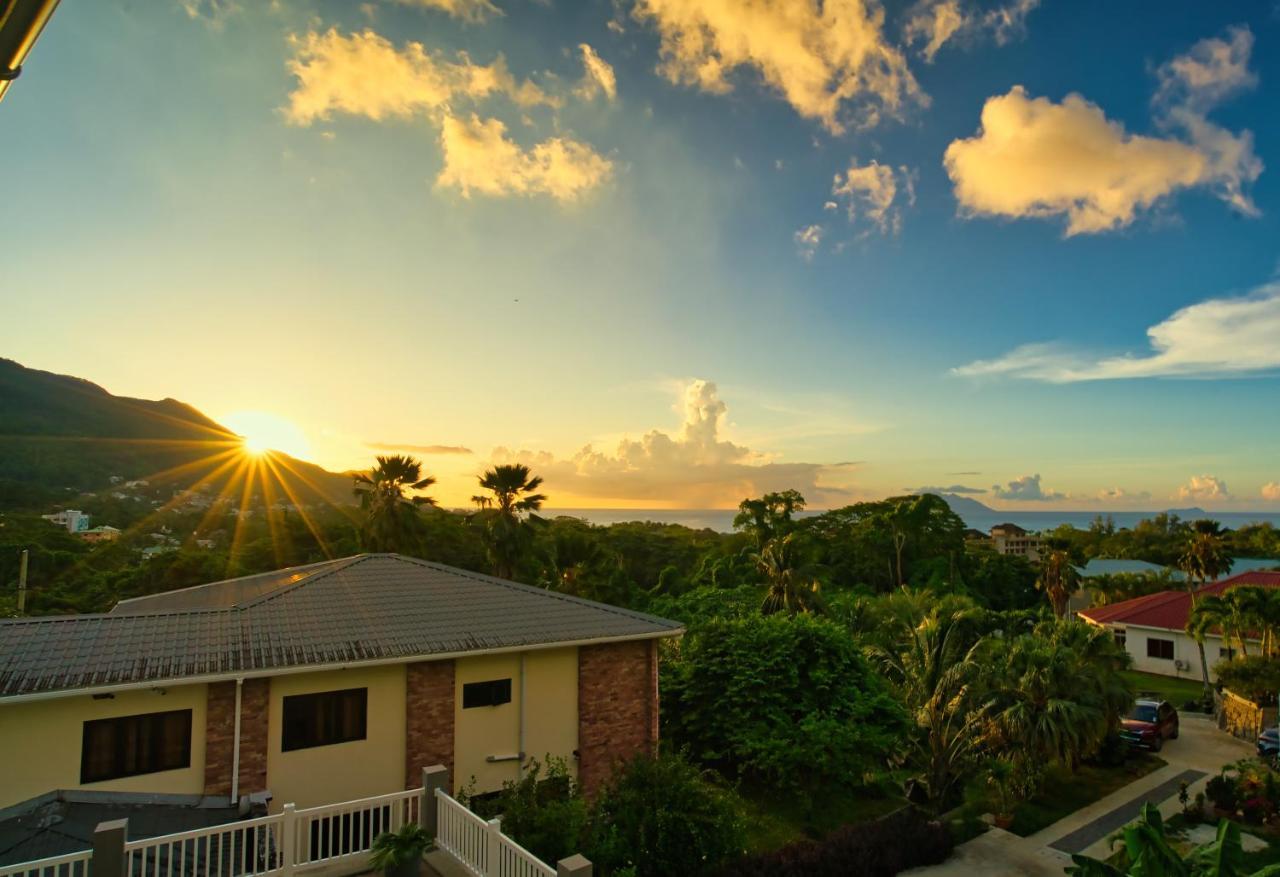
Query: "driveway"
906 714 1255 876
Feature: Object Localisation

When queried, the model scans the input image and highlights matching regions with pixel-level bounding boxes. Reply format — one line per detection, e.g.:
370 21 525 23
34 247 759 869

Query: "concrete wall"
265 666 406 810
1121 625 1235 682
0 684 208 810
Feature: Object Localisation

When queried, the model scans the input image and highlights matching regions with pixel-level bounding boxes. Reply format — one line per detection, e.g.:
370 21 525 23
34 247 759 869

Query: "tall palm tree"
754 533 822 615
541 526 606 597
1180 522 1234 698
1188 595 1244 666
351 455 436 553
1037 549 1080 619
1251 587 1280 657
472 463 547 580
869 609 991 812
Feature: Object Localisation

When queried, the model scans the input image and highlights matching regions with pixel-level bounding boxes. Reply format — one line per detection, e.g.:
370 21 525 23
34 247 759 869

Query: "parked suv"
1258 727 1280 760
1121 700 1179 751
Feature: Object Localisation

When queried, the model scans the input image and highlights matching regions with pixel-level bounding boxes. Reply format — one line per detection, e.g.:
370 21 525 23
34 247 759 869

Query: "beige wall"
0 684 208 810
454 649 579 794
1121 625 1240 683
266 666 406 810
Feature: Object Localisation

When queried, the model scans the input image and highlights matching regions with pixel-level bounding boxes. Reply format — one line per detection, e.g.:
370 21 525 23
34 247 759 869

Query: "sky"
3 0 1280 511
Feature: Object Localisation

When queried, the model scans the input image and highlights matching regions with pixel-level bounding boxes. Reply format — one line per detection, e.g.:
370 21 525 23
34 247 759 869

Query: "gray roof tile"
0 555 682 698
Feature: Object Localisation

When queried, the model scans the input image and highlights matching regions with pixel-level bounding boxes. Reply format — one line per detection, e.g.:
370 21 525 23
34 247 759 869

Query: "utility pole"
17 549 28 615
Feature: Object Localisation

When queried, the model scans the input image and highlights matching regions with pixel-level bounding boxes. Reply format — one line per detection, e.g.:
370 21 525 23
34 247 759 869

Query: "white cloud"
1177 474 1229 503
491 380 860 507
631 0 925 134
575 44 617 101
1096 487 1151 503
180 0 239 28
1263 482 1280 502
943 27 1261 235
794 224 824 261
991 473 1063 502
909 484 987 495
952 282 1280 382
283 29 555 126
392 0 502 23
436 114 613 202
831 158 911 235
903 0 1037 63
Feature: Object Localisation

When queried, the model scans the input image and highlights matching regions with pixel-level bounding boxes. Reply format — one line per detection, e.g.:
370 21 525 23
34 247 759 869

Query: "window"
462 678 512 709
282 688 367 752
1146 638 1175 660
81 709 192 784
1113 629 1127 649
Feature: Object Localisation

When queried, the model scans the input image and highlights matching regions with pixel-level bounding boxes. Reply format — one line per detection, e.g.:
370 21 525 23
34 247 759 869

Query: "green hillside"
0 358 353 507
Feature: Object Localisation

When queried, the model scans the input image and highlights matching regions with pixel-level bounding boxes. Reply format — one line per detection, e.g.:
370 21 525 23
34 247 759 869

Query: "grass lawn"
1163 813 1280 871
957 753 1166 838
737 781 906 853
1123 670 1208 707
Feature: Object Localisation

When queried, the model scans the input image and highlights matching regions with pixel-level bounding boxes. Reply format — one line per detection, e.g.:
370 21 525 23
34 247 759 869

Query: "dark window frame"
462 678 512 709
80 709 193 784
1146 638 1175 660
282 688 368 752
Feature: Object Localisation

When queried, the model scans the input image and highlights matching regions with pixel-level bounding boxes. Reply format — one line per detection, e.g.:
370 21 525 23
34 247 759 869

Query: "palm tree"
1251 587 1280 657
541 525 606 597
351 455 436 553
1181 522 1234 699
472 463 547 580
1188 595 1243 667
869 609 991 812
754 533 822 615
1037 549 1080 619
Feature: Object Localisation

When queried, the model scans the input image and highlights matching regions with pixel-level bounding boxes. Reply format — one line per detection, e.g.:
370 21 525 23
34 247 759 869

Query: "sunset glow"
222 411 313 462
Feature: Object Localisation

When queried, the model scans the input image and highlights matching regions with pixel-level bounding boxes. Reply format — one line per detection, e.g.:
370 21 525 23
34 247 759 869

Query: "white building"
1079 571 1280 682
989 522 1043 562
41 509 90 533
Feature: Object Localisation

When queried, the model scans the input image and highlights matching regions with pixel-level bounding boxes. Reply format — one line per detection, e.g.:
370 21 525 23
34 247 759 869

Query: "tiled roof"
1079 571 1280 630
0 555 682 699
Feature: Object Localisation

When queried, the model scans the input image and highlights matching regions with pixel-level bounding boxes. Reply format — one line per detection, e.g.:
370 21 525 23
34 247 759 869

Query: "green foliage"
467 758 587 866
1214 657 1280 705
353 455 437 553
663 614 907 792
585 753 746 877
368 823 432 871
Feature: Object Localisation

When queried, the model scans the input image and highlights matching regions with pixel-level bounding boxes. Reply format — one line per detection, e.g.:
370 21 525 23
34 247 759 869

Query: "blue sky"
3 0 1279 509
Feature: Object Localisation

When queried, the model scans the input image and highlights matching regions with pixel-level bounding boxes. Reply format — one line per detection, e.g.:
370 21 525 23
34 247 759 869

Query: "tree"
733 490 805 549
351 455 436 553
1189 592 1257 661
539 520 608 597
869 609 992 811
753 533 822 616
472 463 547 580
1037 548 1080 619
663 615 907 795
1181 523 1235 699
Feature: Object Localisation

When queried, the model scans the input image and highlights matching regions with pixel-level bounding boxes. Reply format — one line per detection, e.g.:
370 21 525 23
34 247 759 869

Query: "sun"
221 411 313 461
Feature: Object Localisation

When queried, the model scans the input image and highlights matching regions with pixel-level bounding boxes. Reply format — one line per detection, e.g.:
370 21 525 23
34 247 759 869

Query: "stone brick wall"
1219 688 1278 742
405 660 455 790
578 639 658 797
203 679 269 798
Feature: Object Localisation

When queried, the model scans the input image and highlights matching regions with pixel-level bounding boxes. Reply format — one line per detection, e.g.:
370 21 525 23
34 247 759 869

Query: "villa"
1078 571 1280 681
0 554 682 819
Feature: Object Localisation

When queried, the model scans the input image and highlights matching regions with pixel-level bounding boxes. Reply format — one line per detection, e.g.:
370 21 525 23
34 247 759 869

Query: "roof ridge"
111 556 360 612
388 554 682 629
233 554 374 610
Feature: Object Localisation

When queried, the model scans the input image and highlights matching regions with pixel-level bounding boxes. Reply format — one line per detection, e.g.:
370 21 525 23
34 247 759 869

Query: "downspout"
517 654 526 780
231 677 243 804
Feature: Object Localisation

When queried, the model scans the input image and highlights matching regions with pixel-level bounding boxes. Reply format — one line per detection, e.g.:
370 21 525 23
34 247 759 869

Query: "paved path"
908 714 1254 876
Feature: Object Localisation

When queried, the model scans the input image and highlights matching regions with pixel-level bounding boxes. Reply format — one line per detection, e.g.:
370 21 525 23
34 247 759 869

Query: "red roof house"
1079 571 1280 631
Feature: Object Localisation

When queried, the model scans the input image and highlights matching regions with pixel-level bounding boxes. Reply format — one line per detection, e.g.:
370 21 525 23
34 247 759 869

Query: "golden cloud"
631 0 925 133
392 0 501 24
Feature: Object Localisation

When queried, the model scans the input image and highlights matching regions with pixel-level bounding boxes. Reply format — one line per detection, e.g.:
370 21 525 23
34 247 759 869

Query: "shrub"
465 758 587 866
368 823 432 872
585 753 745 877
1214 655 1280 705
716 806 953 877
1206 772 1239 812
662 614 907 793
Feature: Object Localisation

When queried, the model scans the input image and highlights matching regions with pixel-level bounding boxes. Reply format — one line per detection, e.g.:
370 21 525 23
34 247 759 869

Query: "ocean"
543 508 1280 534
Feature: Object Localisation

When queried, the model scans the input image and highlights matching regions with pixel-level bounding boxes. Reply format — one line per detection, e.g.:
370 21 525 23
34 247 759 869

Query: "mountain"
937 493 997 517
0 358 353 506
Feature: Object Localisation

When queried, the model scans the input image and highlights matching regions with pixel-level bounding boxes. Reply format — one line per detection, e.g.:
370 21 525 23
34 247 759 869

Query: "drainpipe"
517 654 526 780
16 549 27 615
231 677 244 804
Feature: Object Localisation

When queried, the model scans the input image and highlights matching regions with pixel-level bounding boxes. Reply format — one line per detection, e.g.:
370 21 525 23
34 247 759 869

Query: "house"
41 509 90 533
989 522 1043 562
1078 571 1280 682
0 554 682 815
80 525 121 543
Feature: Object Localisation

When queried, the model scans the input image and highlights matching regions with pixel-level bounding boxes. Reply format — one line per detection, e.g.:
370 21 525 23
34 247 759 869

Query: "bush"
1214 655 1280 705
585 753 745 877
464 758 587 865
716 806 953 876
663 615 908 793
1206 772 1239 812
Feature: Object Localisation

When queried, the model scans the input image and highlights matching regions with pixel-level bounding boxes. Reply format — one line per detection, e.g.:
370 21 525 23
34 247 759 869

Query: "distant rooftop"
0 555 682 699
1079 571 1280 631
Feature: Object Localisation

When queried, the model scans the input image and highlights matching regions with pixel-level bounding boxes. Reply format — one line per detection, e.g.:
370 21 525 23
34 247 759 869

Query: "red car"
1121 699 1179 751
